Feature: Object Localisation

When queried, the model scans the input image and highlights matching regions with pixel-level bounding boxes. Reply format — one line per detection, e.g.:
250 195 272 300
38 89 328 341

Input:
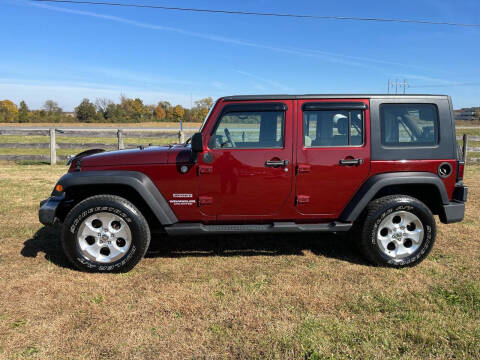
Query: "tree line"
0 96 214 123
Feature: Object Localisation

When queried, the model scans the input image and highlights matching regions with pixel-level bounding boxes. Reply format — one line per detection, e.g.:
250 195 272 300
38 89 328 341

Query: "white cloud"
235 70 293 92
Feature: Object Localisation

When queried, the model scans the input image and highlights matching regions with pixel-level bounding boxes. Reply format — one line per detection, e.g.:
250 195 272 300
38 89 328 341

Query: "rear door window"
303 110 363 147
380 104 438 146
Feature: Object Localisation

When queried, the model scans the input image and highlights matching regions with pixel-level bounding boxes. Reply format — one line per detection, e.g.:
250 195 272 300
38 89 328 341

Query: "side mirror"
191 132 203 153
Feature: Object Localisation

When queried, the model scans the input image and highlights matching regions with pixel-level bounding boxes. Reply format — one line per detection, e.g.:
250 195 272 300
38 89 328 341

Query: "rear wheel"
61 195 150 272
358 195 436 268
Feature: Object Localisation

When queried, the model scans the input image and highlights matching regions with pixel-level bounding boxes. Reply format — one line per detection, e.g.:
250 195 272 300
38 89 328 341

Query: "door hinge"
296 195 310 204
296 164 311 174
198 196 213 206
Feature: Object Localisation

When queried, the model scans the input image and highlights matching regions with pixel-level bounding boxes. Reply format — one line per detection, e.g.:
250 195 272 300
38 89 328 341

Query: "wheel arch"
55 171 178 227
339 172 449 222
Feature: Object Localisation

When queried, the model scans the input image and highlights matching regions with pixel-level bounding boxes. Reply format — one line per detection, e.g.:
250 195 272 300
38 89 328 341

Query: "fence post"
463 134 468 165
117 129 124 150
50 128 56 165
178 121 185 143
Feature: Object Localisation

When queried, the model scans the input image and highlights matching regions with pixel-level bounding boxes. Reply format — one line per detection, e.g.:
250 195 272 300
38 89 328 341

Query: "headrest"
337 117 348 135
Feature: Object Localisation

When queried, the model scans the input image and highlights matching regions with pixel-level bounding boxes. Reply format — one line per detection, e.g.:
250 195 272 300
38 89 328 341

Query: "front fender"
55 171 178 225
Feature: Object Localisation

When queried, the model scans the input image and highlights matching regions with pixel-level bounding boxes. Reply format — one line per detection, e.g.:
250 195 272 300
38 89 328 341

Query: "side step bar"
164 221 352 236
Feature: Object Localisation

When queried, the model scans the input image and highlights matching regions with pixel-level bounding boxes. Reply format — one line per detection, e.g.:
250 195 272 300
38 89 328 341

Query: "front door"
198 101 294 220
295 99 371 219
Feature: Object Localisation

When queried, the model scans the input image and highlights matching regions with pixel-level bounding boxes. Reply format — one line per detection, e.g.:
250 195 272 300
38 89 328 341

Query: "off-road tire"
358 195 436 268
61 195 150 272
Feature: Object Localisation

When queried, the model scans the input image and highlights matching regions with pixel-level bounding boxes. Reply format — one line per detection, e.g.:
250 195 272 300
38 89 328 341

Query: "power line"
388 80 480 91
409 83 480 88
32 0 480 27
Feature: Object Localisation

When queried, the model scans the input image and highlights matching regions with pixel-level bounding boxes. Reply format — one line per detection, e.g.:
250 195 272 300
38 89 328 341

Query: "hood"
78 145 193 168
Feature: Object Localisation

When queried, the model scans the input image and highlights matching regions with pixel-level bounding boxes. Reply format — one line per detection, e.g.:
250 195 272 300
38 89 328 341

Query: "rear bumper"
440 201 465 224
440 184 468 224
39 195 65 226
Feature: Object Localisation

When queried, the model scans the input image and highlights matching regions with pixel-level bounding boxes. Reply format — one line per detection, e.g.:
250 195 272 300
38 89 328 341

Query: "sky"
0 0 479 111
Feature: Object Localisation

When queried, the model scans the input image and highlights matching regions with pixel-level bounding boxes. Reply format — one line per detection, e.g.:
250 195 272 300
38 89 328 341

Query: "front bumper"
440 184 468 224
39 194 65 226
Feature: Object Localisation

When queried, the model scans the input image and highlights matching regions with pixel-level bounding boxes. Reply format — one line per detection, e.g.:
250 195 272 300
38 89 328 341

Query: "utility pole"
402 79 408 94
388 79 408 94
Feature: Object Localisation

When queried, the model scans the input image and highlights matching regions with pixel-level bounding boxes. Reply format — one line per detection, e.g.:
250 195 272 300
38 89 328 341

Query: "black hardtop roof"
222 94 449 101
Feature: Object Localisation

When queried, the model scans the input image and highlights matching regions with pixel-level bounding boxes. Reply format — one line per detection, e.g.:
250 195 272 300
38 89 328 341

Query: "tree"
172 105 185 122
18 100 30 123
154 104 166 120
191 97 214 122
183 108 192 122
158 101 172 113
43 100 62 114
0 100 18 122
120 96 150 122
95 98 113 118
75 98 97 122
104 103 126 123
195 97 214 109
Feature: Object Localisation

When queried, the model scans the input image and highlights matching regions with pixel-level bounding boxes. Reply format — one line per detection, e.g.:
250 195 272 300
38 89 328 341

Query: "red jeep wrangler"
39 94 468 272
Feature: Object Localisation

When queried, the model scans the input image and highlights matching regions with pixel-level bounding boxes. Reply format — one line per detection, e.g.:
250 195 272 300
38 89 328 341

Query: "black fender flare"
55 171 178 225
339 172 449 222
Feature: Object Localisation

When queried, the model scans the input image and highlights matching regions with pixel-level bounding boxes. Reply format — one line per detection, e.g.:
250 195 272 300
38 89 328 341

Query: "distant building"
64 112 75 117
454 107 480 121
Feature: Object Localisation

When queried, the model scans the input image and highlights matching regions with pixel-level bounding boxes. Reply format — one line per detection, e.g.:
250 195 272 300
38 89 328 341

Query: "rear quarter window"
380 104 439 147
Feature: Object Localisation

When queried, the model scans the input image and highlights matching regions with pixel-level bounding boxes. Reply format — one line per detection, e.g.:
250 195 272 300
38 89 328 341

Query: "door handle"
265 159 289 167
339 158 363 166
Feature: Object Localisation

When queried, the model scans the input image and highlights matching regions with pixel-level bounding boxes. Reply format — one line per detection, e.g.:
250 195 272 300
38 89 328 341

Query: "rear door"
198 100 294 220
295 99 371 218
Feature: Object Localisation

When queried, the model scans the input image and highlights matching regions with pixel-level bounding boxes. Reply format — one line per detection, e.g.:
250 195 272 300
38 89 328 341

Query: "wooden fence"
0 127 478 165
0 127 196 164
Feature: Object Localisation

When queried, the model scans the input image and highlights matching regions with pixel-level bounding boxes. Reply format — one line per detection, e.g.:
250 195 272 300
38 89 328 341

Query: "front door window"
210 111 285 149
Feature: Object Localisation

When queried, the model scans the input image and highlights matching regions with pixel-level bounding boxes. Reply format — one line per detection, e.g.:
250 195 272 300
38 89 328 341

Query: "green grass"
459 140 480 147
458 128 480 137
0 135 179 144
0 135 180 157
467 151 480 159
91 294 104 304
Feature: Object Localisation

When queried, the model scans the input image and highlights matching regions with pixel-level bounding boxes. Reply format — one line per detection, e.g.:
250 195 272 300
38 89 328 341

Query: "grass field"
0 163 479 359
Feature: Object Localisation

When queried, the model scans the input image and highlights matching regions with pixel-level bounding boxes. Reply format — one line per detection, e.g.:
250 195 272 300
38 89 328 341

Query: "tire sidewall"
62 197 149 272
368 199 435 267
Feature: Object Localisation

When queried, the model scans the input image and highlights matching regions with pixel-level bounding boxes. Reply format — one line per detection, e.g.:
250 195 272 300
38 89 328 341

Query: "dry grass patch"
0 164 479 359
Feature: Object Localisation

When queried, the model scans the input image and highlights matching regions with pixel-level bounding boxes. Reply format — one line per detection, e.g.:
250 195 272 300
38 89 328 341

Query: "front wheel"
358 195 436 268
61 195 151 272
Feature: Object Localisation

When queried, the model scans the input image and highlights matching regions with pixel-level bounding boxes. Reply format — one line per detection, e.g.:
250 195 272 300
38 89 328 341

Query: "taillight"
457 162 464 181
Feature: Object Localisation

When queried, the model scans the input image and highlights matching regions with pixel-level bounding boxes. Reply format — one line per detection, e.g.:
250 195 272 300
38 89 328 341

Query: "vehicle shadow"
21 227 369 268
21 225 74 270
146 232 369 266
